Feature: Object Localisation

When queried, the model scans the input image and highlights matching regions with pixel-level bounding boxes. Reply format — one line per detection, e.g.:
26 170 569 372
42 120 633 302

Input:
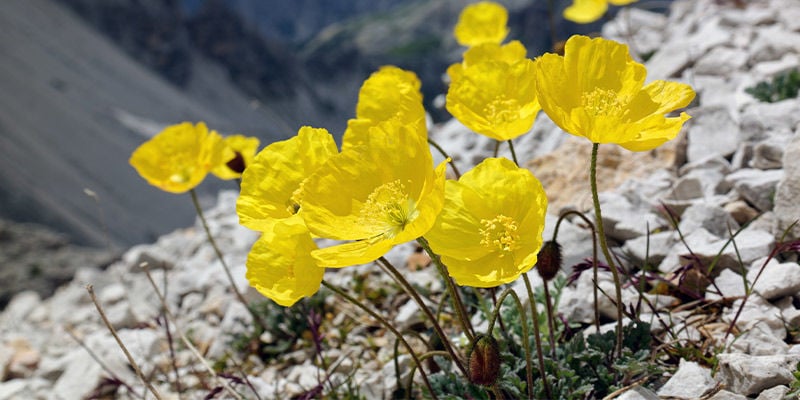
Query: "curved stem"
406 350 454 398
321 280 437 399
486 288 534 400
522 274 552 400
190 189 266 332
417 238 476 341
377 257 468 376
542 283 557 359
428 138 461 179
590 143 624 358
507 139 519 166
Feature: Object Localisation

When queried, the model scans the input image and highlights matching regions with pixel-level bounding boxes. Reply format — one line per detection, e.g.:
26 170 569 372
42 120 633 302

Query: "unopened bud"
536 241 562 282
467 334 501 386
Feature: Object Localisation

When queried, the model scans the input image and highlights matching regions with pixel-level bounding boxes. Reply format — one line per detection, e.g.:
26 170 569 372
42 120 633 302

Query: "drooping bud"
467 334 501 386
536 240 562 281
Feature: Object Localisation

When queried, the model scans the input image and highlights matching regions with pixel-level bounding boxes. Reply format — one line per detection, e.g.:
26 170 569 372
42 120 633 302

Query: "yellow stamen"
479 215 520 256
360 179 417 239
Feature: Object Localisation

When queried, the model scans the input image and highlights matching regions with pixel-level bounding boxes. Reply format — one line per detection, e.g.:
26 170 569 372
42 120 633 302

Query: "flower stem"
541 282 557 359
189 189 267 332
522 274 552 400
321 280 437 399
507 139 519 166
428 138 461 179
589 143 623 358
417 237 476 341
486 288 534 400
377 256 468 376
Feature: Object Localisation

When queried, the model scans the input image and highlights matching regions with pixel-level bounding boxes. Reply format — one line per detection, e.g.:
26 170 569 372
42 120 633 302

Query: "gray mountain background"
0 0 670 304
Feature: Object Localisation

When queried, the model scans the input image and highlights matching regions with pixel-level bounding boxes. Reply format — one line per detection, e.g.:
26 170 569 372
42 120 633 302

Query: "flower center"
286 180 307 214
479 215 519 256
581 88 628 118
360 179 417 239
484 95 520 125
169 167 193 184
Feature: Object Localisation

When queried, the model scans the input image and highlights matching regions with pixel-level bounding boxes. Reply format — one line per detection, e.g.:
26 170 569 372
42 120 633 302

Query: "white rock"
756 385 790 400
679 203 740 239
598 192 665 241
723 295 786 339
773 132 800 239
716 353 800 396
694 46 748 76
739 100 800 141
751 140 786 170
727 324 790 356
724 200 760 225
623 231 676 267
748 258 800 300
686 107 740 163
725 168 784 212
708 390 748 400
394 300 425 331
749 25 800 63
708 268 747 300
752 53 800 79
542 213 594 271
776 296 800 328
656 359 715 398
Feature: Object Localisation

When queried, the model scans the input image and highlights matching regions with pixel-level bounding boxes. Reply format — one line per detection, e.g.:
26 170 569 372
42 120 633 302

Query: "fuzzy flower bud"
536 240 562 281
467 334 501 386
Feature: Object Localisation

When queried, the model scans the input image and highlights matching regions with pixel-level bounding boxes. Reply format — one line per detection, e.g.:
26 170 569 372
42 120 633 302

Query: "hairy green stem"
428 138 461 179
590 143 624 358
522 274 552 400
377 257 469 376
417 238 476 341
190 189 267 332
321 280 437 399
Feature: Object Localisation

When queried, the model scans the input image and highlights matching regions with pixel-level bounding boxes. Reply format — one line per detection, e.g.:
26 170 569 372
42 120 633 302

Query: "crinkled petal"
618 112 691 152
246 215 323 307
237 127 337 231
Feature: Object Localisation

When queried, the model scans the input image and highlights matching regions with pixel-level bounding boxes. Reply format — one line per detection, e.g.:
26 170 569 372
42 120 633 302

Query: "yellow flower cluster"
129 122 259 193
129 1 695 307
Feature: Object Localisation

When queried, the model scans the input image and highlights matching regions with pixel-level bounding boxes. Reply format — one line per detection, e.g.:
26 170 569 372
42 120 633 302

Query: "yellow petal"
129 122 225 193
609 0 637 5
426 158 548 287
563 0 608 24
462 40 528 68
454 1 509 47
446 59 541 141
343 66 426 151
236 127 337 231
212 134 260 180
302 119 445 268
246 215 323 307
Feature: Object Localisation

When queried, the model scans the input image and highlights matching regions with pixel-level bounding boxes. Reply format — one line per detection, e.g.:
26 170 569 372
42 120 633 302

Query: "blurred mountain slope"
0 0 292 247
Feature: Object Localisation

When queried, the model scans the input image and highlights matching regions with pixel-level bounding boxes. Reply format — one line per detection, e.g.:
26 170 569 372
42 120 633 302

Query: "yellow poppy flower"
454 1 509 47
129 121 225 194
535 35 695 151
446 58 541 141
246 215 324 307
236 127 338 231
426 158 548 287
212 134 261 180
563 0 638 24
447 40 528 82
343 66 426 150
301 120 448 268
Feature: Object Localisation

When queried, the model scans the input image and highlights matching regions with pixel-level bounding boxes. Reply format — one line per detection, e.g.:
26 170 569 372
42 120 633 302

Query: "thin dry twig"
87 284 163 400
140 263 244 400
64 325 142 398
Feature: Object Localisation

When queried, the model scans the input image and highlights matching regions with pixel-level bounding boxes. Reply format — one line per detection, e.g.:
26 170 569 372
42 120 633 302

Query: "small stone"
716 353 800 396
756 385 790 400
751 140 786 170
727 325 790 356
656 359 715 399
686 107 740 163
707 268 747 300
623 231 676 267
708 390 748 400
725 169 784 212
694 46 748 76
724 200 760 225
614 385 659 400
774 132 800 239
679 203 740 239
723 295 786 339
395 300 425 330
748 258 800 300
